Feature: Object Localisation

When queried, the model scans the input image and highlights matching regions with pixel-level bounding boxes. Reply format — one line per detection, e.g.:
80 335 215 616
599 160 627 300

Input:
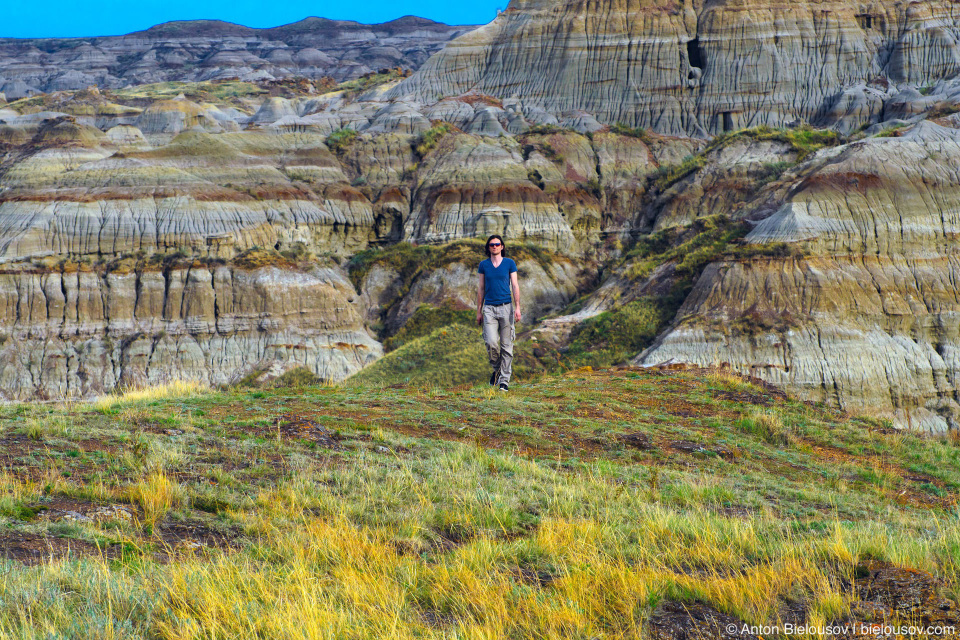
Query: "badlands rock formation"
391 0 960 136
0 17 472 95
0 82 677 396
0 257 380 398
3 0 960 430
640 122 960 432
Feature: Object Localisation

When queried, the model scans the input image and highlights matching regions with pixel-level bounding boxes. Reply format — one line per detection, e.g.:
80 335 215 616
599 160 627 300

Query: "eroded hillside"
2 0 960 430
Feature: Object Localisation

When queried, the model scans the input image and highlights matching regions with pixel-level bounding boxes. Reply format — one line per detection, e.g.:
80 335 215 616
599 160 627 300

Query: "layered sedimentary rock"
0 257 381 398
0 17 473 91
0 87 678 395
357 252 588 334
0 107 691 263
390 0 960 136
4 1 960 423
640 122 960 432
0 126 375 260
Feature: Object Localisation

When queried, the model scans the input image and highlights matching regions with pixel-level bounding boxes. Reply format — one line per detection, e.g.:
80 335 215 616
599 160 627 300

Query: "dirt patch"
274 414 343 449
776 599 809 626
618 432 655 450
646 600 758 639
36 497 137 524
154 517 241 559
713 505 757 519
0 531 122 566
514 564 556 588
432 525 475 552
671 440 737 461
713 390 775 406
419 608 459 629
847 560 960 628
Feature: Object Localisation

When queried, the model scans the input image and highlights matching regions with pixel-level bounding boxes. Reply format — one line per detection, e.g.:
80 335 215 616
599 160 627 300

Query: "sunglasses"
488 242 502 247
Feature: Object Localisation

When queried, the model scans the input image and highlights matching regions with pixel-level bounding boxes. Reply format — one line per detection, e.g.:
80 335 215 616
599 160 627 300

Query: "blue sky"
3 0 502 38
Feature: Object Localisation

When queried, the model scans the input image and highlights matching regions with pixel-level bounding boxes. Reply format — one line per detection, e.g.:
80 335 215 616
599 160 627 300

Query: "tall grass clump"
128 471 182 529
737 408 794 446
706 371 765 395
93 380 209 413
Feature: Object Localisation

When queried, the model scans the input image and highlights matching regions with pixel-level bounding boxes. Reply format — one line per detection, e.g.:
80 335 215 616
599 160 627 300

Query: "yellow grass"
94 380 209 412
706 370 764 394
128 472 182 529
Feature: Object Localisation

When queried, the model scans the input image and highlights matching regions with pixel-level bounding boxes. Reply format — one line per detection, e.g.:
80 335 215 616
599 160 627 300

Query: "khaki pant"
482 304 515 386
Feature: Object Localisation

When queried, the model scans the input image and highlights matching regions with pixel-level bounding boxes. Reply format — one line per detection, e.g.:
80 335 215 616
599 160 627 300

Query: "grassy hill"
0 370 957 638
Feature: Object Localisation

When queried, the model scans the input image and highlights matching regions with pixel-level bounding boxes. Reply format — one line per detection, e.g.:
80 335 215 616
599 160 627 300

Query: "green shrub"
584 178 602 199
326 128 358 155
414 122 455 158
527 124 566 135
611 122 652 142
654 154 707 190
756 161 795 185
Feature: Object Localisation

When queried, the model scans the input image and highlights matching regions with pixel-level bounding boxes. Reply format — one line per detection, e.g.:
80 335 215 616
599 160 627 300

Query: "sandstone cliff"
639 121 960 432
4 4 960 430
0 253 380 399
390 0 960 136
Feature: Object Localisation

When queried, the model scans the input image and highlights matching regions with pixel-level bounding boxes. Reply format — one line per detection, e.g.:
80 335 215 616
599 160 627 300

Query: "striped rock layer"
391 0 960 136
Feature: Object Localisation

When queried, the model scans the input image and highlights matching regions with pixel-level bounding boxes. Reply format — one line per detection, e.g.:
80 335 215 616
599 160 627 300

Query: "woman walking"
476 235 521 391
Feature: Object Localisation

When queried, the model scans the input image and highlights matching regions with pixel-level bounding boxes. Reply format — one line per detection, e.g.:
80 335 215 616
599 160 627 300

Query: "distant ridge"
0 15 476 96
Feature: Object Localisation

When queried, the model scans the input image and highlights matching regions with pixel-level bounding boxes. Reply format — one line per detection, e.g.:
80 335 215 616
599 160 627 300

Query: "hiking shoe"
499 383 509 392
490 371 497 386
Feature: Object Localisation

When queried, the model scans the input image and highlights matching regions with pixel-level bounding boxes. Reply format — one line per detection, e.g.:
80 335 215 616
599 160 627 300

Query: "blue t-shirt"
478 258 517 305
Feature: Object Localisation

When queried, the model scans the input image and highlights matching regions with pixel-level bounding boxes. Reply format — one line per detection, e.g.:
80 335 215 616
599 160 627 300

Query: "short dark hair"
484 235 506 258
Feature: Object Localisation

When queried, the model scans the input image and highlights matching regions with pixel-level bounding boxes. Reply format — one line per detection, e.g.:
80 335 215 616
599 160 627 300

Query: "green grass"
383 303 476 352
562 298 669 369
654 125 843 190
351 325 488 386
0 370 956 637
333 69 409 97
610 122 653 143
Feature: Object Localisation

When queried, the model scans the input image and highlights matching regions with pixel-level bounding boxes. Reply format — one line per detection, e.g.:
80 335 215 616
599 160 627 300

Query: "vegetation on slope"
413 122 457 158
347 239 558 340
382 302 476 352
107 80 268 104
352 325 488 387
509 215 797 378
654 125 843 190
0 370 956 637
